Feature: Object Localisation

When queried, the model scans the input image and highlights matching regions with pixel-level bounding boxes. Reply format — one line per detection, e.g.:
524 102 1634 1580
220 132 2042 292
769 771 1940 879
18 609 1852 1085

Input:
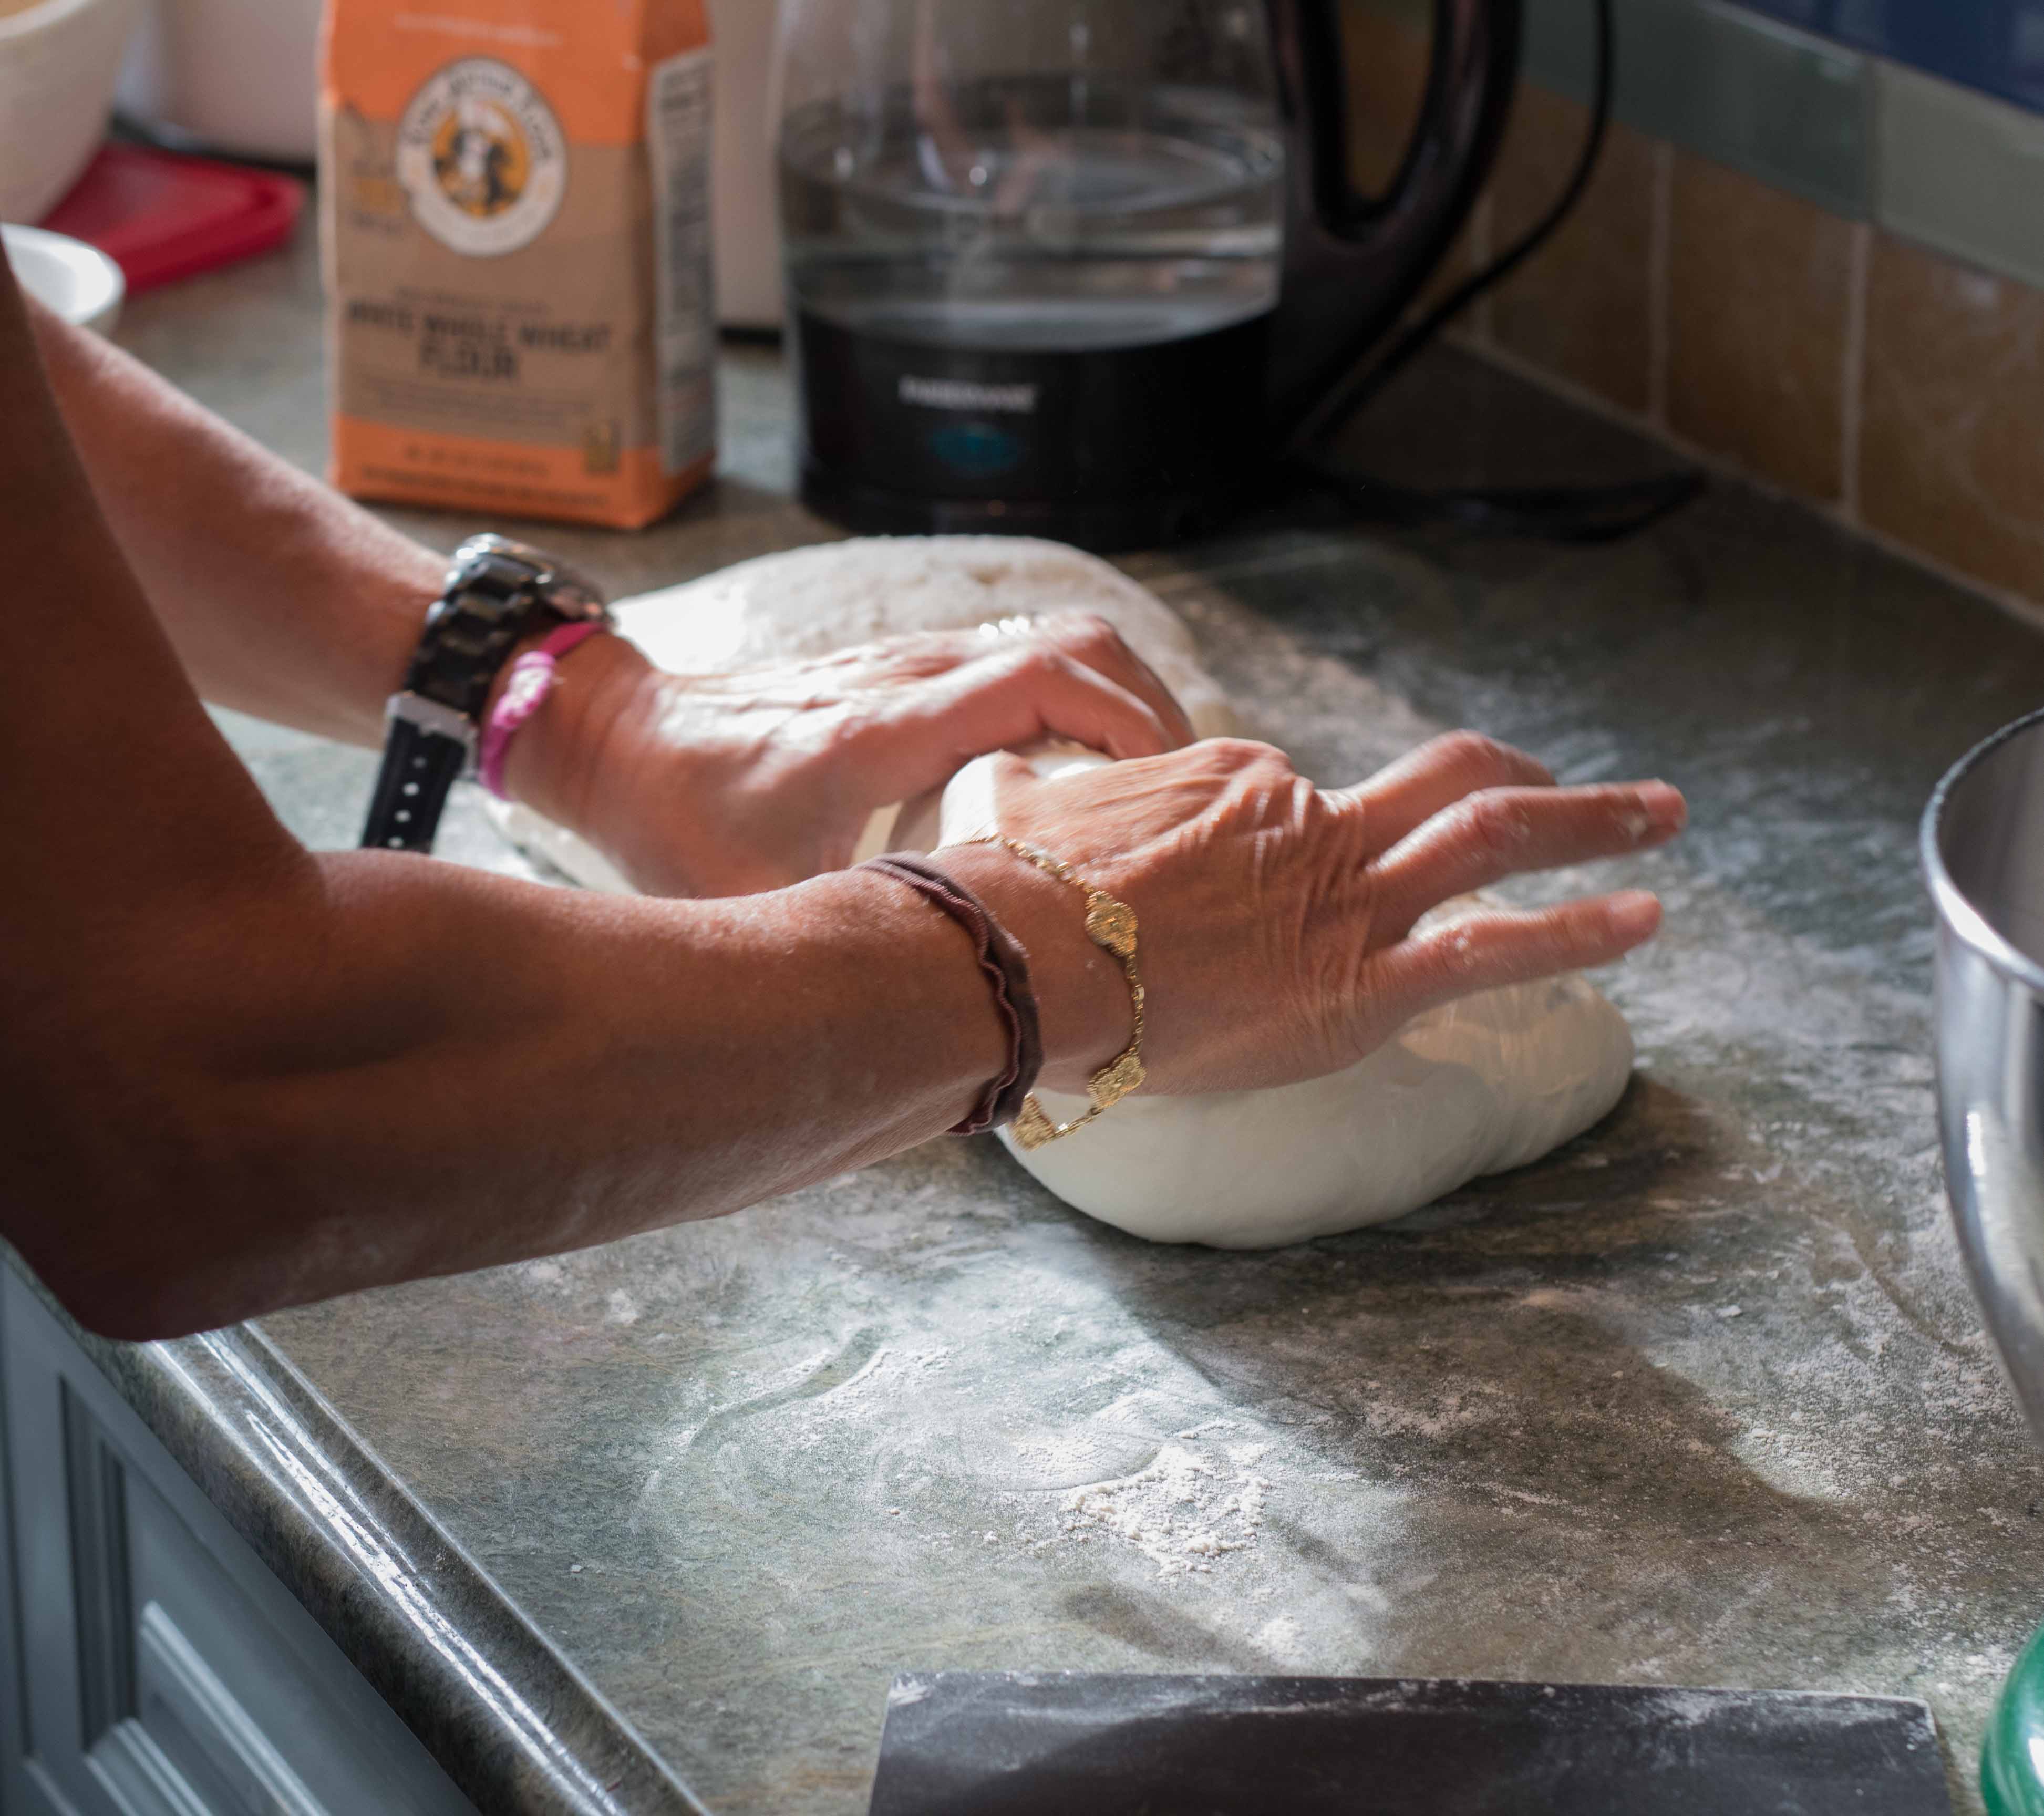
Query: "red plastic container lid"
42 145 306 294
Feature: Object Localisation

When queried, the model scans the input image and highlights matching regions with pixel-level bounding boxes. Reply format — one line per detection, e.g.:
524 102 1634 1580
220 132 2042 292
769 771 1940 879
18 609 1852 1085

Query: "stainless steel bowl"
1925 706 2044 1442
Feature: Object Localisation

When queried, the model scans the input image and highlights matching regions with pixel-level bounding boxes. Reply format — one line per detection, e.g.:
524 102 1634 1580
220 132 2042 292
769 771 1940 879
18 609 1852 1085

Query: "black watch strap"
362 536 609 855
362 697 473 854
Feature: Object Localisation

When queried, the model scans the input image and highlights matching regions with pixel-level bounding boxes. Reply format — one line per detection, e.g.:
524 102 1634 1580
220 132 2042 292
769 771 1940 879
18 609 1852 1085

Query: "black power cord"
1286 0 1704 544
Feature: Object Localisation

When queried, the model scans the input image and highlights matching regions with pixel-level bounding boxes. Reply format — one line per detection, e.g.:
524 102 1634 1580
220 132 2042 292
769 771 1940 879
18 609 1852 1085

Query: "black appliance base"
792 303 1271 554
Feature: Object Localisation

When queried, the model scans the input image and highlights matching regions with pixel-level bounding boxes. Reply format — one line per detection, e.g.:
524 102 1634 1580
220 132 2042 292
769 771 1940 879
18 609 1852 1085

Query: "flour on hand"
488 536 1637 1248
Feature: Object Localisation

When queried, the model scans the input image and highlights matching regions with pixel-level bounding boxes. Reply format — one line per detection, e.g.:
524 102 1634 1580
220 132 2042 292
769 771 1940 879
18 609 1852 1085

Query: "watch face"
454 534 608 620
459 531 544 567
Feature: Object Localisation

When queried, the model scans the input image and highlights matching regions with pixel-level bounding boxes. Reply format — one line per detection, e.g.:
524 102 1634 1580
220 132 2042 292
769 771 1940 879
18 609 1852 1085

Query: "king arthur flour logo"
397 59 566 257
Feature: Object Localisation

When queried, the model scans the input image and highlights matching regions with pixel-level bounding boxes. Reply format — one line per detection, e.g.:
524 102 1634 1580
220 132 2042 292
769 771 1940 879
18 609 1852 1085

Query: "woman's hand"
501 612 1195 897
936 732 1686 1098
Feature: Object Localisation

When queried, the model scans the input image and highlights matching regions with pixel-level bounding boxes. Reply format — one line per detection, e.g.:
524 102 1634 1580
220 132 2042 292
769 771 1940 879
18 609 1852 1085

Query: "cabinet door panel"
0 1274 477 1816
130 1602 327 1816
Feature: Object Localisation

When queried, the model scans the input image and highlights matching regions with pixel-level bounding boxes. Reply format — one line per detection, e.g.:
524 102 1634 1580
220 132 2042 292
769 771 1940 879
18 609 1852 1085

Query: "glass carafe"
774 0 1286 545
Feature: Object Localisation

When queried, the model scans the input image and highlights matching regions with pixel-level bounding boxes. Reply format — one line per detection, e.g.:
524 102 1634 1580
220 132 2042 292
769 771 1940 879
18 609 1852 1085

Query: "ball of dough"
998 976 1633 1250
615 534 1237 739
929 749 1636 1250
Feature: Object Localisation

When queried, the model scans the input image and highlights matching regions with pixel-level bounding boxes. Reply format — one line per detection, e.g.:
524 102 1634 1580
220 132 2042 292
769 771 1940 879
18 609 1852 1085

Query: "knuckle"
1543 908 1588 962
1525 894 1592 947
1419 925 1483 993
1435 729 1509 772
1046 608 1121 648
1016 641 1073 681
886 635 963 678
1436 729 1551 788
827 700 887 749
1455 791 1533 860
1203 736 1291 772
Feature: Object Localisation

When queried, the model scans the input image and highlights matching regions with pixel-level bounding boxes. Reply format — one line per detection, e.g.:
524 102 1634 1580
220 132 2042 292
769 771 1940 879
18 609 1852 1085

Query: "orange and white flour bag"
320 3 716 529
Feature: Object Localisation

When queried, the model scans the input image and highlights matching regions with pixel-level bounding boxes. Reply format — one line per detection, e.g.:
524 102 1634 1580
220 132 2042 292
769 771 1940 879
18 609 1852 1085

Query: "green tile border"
1520 0 1872 217
1873 59 2044 291
1349 0 2044 293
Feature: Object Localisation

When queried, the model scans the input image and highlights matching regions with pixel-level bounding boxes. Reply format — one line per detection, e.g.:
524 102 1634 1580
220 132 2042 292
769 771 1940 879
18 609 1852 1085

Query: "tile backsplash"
1739 0 2044 116
1489 92 1659 415
1860 236 2044 604
1343 0 2044 618
1665 153 1857 505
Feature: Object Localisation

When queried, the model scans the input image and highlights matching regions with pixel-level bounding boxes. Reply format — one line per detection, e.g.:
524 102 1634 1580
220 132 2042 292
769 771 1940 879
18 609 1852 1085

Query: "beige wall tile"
1666 152 1854 502
1861 232 2044 603
1488 85 1657 414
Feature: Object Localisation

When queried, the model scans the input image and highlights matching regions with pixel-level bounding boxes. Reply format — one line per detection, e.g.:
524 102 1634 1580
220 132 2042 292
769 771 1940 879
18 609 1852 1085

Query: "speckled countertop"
56 226 2044 1816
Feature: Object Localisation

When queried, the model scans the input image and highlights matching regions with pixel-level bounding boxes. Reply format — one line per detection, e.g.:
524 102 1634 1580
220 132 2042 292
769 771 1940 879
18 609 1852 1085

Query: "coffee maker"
773 0 1519 551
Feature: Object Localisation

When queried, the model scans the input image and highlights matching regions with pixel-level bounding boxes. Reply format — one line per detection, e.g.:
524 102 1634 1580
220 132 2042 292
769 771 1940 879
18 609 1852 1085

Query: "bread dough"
615 536 1238 739
1006 971 1632 1247
488 536 1637 1249
488 535 1240 893
928 747 1636 1250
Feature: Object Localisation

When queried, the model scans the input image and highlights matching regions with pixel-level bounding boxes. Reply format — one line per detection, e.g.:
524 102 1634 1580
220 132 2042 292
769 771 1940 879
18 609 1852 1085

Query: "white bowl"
3 223 123 332
708 0 782 327
116 0 321 163
0 0 140 223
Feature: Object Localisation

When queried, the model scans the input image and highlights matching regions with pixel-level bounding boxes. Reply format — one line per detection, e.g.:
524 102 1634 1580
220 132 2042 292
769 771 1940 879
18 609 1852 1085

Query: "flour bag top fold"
321 1 716 529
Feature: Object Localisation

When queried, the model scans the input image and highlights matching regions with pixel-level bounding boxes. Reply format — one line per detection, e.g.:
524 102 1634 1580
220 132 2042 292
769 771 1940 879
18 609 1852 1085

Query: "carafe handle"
1265 0 1521 438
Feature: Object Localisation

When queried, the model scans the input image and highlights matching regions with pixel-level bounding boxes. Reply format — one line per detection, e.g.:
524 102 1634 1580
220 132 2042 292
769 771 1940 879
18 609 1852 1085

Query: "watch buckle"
386 690 479 773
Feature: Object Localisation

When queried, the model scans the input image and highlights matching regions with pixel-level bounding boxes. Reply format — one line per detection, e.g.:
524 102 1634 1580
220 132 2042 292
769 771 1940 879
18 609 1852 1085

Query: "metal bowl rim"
1922 703 2044 999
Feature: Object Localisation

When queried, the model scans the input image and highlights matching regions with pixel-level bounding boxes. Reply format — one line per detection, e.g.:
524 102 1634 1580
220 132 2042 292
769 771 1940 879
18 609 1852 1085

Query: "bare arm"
24 290 443 747
1 250 1124 1340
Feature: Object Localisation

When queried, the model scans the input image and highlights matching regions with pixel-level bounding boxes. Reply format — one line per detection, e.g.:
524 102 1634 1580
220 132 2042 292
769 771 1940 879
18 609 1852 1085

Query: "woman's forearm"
26 297 441 745
18 839 1119 1342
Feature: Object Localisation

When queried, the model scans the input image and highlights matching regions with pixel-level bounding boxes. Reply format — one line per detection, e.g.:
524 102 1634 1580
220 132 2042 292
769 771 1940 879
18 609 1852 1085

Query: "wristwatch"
361 534 612 854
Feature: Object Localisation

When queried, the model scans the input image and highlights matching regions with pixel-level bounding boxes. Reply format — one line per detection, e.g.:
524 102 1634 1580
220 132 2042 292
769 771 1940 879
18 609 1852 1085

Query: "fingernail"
1609 890 1662 943
1640 781 1687 828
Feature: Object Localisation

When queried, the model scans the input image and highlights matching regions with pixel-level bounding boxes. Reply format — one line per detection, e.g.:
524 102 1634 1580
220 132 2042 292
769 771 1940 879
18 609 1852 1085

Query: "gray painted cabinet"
0 1273 477 1816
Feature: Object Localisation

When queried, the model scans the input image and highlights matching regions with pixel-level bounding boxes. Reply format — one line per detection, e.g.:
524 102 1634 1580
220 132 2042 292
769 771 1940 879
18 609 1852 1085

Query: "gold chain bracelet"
966 837 1145 1151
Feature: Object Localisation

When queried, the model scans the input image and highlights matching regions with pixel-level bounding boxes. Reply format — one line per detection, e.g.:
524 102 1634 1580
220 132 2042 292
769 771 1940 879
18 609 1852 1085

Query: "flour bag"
320 1 716 528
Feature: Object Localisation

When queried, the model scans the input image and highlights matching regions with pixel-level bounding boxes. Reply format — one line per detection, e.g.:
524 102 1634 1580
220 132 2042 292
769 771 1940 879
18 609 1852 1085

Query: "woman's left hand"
501 611 1195 897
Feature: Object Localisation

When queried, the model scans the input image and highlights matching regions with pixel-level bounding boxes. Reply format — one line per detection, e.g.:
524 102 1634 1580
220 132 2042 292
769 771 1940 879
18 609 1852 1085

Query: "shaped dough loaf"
1009 985 1632 1249
488 536 1636 1248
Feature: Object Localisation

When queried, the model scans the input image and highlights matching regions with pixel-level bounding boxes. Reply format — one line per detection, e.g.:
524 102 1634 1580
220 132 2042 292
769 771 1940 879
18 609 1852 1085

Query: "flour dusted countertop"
43 230 2044 1816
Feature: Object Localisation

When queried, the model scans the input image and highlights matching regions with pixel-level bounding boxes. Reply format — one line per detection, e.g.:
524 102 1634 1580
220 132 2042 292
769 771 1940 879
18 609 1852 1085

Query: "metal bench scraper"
868 1673 1952 1815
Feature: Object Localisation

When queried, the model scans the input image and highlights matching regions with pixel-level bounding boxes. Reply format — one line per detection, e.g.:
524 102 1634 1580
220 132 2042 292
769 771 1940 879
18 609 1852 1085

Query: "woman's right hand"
936 733 1686 1098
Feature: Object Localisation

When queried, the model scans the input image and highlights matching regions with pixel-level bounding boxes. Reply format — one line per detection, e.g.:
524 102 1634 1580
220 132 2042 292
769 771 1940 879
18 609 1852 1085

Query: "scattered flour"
1058 1442 1271 1577
1255 1614 1306 1661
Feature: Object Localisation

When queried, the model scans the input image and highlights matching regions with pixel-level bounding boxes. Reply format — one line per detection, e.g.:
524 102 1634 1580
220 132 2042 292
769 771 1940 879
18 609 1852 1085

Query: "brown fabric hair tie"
860 853 1045 1137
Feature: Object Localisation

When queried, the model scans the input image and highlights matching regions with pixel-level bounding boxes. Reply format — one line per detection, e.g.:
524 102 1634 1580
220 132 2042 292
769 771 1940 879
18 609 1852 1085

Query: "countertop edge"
13 1258 709 1816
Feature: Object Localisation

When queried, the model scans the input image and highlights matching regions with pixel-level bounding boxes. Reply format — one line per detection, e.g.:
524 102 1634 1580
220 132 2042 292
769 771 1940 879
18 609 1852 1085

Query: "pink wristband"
478 621 606 802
